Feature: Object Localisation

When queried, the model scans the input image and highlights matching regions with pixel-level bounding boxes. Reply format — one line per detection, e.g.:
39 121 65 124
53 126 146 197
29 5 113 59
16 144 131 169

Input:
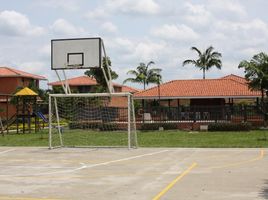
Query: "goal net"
48 93 137 149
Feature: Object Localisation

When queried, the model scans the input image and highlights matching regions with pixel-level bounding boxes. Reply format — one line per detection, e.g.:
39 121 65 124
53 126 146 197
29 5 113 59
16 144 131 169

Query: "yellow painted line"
209 149 265 170
152 162 197 200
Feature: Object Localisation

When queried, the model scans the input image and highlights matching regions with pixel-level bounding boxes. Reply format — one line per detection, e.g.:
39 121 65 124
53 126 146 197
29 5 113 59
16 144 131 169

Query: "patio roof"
0 67 46 80
134 74 262 100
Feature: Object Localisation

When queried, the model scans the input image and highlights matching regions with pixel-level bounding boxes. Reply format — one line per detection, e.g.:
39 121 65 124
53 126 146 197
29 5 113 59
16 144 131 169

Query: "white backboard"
51 37 102 70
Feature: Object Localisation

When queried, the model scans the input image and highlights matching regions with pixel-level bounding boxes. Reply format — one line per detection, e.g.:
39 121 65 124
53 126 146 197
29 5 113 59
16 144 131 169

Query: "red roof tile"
121 85 141 93
134 77 261 99
0 67 46 80
48 75 139 93
48 76 97 86
221 74 247 84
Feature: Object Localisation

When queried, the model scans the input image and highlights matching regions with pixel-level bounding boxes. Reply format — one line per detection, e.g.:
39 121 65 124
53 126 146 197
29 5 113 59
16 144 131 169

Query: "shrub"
69 121 123 131
140 123 177 131
208 123 251 131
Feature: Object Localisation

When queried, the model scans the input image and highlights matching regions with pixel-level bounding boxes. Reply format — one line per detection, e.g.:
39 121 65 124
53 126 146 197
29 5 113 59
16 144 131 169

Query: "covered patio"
133 75 264 125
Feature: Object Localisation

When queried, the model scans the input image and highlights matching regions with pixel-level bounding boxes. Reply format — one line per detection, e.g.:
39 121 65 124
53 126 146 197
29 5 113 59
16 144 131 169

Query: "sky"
1 0 268 89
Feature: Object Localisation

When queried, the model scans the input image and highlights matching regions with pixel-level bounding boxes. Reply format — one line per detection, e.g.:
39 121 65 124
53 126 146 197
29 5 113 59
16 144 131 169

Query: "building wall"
0 103 16 119
0 77 38 95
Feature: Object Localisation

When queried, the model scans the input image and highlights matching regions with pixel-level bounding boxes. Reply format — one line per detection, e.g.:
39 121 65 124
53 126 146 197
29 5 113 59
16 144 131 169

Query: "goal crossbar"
49 92 132 98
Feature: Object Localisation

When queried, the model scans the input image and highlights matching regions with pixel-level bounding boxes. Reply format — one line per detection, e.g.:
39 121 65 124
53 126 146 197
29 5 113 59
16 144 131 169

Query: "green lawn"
0 129 268 148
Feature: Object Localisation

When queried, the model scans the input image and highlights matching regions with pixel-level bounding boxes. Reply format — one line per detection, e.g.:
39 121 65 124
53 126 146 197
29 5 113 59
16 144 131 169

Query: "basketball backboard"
51 37 102 70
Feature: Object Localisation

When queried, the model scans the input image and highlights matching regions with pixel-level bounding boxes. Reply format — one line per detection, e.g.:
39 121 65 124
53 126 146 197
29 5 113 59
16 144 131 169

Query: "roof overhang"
0 75 47 80
133 95 261 100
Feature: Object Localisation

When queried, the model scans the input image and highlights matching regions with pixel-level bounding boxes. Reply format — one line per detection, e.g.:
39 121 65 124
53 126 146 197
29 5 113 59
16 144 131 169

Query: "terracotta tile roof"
221 74 247 84
0 67 46 80
48 75 140 93
134 76 261 99
48 76 98 86
121 85 141 93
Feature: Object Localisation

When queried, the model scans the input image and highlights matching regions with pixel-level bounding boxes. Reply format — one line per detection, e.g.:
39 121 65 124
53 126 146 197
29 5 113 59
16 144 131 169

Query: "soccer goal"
48 93 138 149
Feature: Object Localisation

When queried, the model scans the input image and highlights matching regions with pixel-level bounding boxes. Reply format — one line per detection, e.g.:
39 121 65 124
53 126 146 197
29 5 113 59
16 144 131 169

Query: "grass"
0 129 268 148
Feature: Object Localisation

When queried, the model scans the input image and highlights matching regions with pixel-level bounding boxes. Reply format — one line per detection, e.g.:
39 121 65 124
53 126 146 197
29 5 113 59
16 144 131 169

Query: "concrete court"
0 147 267 200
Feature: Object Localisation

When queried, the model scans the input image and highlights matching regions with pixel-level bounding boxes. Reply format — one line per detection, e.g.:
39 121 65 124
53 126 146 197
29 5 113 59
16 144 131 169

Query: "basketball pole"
62 70 71 94
55 70 70 94
101 39 114 93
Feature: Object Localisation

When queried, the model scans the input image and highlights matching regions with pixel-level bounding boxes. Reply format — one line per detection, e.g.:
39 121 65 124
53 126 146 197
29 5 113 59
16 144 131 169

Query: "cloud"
183 2 212 26
207 0 247 19
35 0 79 12
106 0 160 15
85 8 108 20
213 18 268 48
85 0 160 21
101 22 118 33
151 24 199 41
51 19 86 37
0 10 45 37
18 61 47 75
108 37 168 62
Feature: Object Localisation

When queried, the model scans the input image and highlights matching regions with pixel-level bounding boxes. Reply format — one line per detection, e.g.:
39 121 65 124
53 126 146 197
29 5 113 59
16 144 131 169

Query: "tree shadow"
260 180 268 199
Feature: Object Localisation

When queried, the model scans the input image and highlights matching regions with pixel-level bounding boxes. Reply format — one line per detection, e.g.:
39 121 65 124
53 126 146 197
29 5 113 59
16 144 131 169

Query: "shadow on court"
260 180 268 200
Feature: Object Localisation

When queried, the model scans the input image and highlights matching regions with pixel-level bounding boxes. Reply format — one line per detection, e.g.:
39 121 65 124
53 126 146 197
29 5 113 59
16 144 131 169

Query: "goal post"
48 92 137 149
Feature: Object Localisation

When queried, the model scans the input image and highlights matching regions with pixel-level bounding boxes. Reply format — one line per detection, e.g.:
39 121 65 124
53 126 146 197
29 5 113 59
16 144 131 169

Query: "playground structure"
0 87 48 134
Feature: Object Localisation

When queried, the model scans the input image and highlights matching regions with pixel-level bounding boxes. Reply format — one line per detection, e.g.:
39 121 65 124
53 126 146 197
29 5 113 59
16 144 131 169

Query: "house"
134 74 261 105
48 75 140 108
0 67 46 119
48 75 140 94
133 74 264 125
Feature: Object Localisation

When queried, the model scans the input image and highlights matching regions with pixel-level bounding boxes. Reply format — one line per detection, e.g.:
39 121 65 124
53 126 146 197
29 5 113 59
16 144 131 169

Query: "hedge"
140 123 177 130
208 123 251 131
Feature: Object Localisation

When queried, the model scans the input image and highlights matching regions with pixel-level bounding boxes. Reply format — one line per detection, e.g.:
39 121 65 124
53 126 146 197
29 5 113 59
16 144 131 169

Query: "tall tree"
123 61 162 90
183 46 222 79
84 57 118 92
238 52 268 102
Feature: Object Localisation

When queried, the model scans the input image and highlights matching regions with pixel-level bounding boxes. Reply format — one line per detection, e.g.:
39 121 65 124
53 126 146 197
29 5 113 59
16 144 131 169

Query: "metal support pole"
48 95 52 149
55 70 68 94
22 98 25 134
62 70 71 94
131 96 138 148
6 95 9 134
102 39 114 93
54 97 63 146
0 117 3 136
127 94 131 149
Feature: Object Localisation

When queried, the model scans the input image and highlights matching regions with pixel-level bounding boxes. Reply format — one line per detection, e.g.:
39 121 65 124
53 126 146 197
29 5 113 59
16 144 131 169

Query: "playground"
0 88 48 135
0 147 267 200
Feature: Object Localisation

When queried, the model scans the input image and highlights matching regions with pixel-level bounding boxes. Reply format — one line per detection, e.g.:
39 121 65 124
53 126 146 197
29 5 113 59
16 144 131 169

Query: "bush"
68 121 123 131
208 123 251 131
140 123 177 131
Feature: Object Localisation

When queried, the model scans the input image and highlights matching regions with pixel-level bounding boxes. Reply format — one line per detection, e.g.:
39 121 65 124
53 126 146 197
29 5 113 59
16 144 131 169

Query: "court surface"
0 147 267 200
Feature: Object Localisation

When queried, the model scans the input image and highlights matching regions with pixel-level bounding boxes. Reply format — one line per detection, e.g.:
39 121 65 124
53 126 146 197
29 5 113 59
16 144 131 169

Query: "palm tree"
183 46 222 79
123 61 162 90
238 52 268 103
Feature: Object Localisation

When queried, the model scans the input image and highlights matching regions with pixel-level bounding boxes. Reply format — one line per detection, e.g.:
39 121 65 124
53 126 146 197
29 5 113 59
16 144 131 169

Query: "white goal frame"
48 92 137 149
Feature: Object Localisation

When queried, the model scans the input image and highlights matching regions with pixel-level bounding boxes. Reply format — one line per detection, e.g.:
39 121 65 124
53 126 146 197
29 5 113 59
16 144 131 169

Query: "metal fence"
138 105 265 123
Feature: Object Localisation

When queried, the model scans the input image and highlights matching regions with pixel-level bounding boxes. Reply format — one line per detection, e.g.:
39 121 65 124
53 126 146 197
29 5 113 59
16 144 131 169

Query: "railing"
137 105 265 123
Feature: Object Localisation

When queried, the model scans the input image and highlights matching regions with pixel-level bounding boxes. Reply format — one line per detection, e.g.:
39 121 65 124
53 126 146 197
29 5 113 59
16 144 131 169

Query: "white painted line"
0 149 16 155
0 150 170 177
